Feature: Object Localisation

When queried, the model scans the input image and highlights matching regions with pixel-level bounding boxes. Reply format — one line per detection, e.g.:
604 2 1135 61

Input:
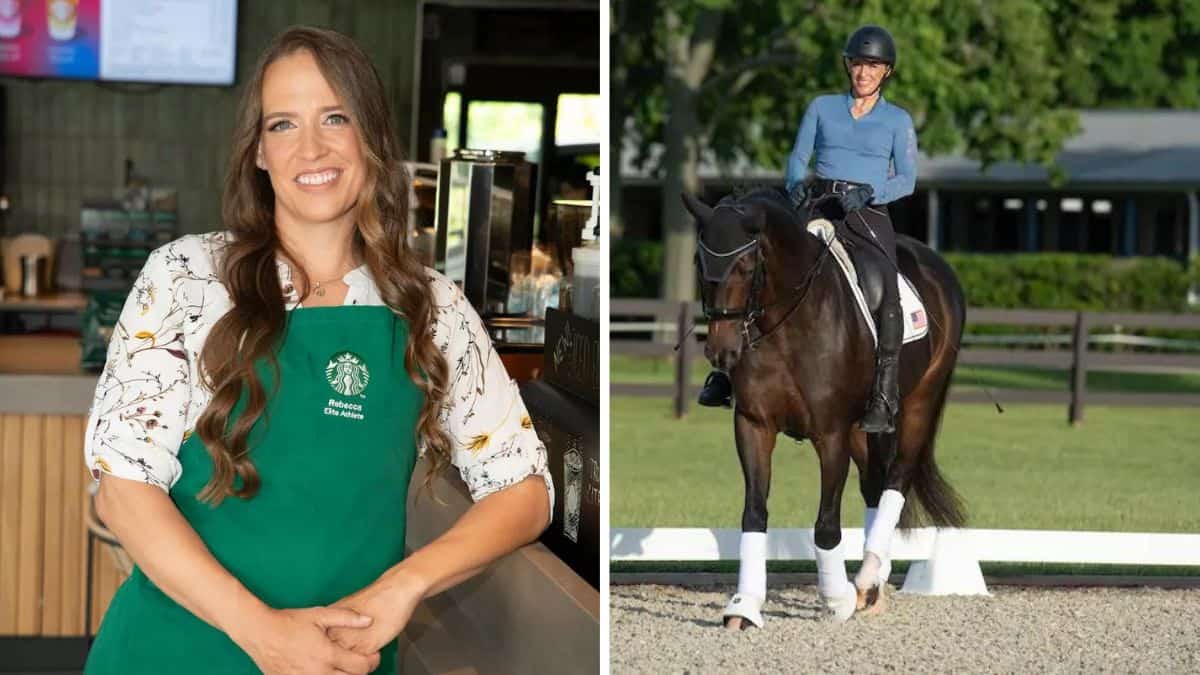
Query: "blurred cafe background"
0 1 600 673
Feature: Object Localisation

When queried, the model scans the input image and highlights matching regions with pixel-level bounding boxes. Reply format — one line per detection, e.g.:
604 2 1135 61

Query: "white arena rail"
611 527 1200 566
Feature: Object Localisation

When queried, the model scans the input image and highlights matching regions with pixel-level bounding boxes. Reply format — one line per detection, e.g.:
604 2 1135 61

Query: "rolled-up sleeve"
83 246 191 491
428 273 554 513
876 110 917 204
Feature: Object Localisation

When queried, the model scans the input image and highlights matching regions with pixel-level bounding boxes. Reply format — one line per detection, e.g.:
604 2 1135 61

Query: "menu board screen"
0 0 237 85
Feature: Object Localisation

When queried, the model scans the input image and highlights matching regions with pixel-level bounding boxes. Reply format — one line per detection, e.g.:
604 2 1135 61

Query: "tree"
614 0 1131 301
1037 0 1200 108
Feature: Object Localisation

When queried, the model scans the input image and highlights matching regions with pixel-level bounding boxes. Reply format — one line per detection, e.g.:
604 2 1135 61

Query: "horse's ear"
680 192 713 227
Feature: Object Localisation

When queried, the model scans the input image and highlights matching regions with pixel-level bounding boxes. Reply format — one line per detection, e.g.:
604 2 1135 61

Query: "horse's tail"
899 379 967 529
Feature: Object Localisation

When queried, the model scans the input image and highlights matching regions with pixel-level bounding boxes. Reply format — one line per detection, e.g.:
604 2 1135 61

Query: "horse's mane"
715 185 810 247
716 184 792 210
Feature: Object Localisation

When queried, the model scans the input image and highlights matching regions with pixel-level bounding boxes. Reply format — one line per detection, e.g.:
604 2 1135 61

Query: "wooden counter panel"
61 416 87 636
0 414 118 637
0 415 21 633
0 336 83 376
41 417 63 634
89 540 125 636
18 415 45 633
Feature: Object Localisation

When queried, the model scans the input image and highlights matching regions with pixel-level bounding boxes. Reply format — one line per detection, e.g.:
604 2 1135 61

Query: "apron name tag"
324 397 365 421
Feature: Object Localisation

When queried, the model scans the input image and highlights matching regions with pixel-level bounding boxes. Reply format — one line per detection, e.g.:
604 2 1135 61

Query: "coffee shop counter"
0 366 598 673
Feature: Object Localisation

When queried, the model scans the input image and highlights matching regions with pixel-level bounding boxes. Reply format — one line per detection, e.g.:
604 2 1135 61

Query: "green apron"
86 305 422 674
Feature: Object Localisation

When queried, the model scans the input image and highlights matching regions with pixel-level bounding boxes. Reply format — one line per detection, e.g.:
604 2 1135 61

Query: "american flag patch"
910 309 927 330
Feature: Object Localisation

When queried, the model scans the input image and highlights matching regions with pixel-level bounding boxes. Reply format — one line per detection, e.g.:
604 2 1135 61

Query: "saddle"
806 219 928 346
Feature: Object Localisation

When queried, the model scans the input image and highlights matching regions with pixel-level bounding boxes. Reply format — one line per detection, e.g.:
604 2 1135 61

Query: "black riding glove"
838 184 874 213
788 184 807 210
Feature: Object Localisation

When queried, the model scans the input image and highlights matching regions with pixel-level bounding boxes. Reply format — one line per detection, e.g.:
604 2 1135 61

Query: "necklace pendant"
314 284 326 297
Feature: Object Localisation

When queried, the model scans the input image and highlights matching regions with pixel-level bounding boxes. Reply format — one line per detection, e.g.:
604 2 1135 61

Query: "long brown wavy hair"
195 26 451 504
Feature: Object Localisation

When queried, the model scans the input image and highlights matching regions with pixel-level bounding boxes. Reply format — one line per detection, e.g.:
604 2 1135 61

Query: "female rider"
698 24 917 435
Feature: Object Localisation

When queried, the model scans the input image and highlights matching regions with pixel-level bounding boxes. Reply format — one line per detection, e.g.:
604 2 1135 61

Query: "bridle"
696 237 763 321
695 198 834 351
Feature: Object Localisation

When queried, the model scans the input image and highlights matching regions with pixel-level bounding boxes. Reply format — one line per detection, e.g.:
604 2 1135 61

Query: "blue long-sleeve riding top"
784 93 918 205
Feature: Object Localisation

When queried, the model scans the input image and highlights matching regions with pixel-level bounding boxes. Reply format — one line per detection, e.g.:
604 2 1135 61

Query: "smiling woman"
256 50 366 257
80 25 552 675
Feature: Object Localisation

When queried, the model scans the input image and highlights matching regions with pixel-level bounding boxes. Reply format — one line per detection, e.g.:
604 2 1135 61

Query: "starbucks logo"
325 351 370 396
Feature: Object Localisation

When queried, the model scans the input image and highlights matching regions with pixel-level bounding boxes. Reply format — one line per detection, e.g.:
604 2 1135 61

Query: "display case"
433 149 536 315
520 307 599 588
76 201 178 371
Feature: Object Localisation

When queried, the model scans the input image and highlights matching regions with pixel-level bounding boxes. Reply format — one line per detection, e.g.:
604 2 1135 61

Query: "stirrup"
698 371 733 408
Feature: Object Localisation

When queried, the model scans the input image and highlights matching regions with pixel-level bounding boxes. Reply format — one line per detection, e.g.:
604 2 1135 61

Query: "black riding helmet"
843 25 896 86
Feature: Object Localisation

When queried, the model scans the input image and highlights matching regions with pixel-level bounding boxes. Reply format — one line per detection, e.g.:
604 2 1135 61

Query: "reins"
742 242 832 350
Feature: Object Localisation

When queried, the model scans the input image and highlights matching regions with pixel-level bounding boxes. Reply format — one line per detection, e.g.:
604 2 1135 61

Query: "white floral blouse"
83 232 553 509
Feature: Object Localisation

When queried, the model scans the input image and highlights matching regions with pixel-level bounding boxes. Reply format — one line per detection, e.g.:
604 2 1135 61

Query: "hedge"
942 253 1199 313
611 238 1200 314
611 238 665 301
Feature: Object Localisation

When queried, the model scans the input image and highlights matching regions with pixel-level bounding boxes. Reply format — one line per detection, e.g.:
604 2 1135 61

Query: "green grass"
611 354 1200 393
610 397 1200 532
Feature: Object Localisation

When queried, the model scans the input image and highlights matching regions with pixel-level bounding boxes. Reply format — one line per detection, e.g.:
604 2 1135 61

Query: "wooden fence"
611 299 1200 421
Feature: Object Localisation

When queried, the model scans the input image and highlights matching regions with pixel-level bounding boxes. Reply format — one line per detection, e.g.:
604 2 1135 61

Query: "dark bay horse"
683 187 966 627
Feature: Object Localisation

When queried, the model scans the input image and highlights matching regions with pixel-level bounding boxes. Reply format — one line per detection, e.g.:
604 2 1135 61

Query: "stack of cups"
571 246 600 321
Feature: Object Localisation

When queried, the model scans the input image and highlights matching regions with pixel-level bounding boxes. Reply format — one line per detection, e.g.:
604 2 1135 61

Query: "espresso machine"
433 149 536 314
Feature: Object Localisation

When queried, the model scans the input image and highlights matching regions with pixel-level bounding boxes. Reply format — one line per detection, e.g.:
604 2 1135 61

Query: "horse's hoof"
856 584 888 616
723 616 752 631
823 590 857 623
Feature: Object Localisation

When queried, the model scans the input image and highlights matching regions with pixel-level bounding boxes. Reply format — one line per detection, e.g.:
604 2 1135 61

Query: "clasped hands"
327 568 426 659
240 569 427 675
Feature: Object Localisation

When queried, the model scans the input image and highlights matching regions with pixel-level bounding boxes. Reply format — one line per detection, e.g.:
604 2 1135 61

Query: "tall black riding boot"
860 303 902 433
698 370 733 407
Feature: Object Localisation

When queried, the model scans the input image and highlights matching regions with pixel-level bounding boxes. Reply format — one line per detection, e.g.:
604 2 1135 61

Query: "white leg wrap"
814 539 856 622
724 531 768 627
862 505 892 585
858 491 903 590
864 489 904 558
736 531 767 599
722 593 765 628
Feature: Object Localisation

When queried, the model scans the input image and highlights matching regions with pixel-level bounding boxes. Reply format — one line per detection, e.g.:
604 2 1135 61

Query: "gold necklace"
312 276 344 297
311 266 355 297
